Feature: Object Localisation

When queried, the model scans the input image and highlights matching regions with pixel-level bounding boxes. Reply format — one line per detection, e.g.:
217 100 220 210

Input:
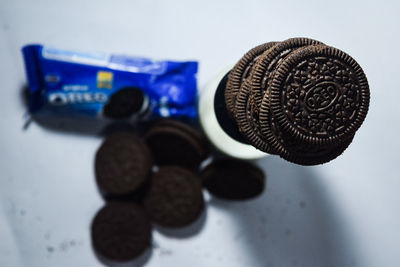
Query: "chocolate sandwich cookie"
267 44 370 146
91 202 152 262
144 166 204 227
233 38 323 154
151 119 209 151
95 132 153 197
215 71 250 144
281 135 355 166
251 38 323 116
201 159 265 200
234 79 276 154
103 87 147 119
260 103 354 165
225 42 277 117
144 123 208 171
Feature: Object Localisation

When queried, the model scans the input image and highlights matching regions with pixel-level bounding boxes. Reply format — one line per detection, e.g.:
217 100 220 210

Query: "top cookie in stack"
225 37 370 165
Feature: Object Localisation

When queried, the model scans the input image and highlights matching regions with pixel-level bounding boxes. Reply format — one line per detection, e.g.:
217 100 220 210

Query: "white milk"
199 67 269 160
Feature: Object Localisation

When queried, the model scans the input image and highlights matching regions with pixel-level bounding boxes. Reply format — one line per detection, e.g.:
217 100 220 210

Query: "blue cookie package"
22 44 199 120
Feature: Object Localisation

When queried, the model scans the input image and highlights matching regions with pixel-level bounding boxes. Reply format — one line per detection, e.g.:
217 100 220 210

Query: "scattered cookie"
201 159 265 200
151 118 209 151
91 202 152 262
145 123 208 170
144 166 204 227
103 87 146 119
95 132 153 197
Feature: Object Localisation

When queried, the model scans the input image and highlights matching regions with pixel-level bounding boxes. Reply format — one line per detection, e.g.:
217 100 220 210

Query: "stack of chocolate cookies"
225 37 370 165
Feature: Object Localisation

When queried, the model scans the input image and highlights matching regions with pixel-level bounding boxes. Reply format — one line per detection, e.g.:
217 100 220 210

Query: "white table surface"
1 1 399 266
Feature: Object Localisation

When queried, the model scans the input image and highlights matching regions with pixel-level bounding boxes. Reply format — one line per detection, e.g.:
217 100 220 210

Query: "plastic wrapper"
22 44 198 120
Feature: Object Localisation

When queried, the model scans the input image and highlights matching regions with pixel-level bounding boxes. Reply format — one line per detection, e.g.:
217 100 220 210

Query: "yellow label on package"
97 71 113 89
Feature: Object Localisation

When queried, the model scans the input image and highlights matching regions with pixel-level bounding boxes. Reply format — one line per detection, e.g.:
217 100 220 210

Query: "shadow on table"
208 156 357 267
93 246 153 267
30 114 148 137
153 208 207 239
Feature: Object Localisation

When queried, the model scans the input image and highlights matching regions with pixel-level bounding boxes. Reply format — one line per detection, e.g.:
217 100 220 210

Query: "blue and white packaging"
22 44 198 120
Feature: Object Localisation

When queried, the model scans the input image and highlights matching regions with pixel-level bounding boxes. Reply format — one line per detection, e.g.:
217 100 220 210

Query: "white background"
1 0 399 266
